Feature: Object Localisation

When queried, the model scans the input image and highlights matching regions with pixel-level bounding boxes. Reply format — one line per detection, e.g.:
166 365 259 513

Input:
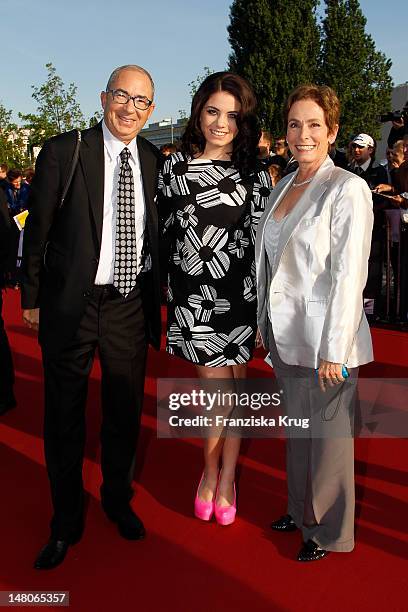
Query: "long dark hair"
181 71 260 177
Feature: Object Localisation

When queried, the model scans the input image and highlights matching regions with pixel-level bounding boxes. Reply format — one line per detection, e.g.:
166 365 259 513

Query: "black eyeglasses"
107 89 153 111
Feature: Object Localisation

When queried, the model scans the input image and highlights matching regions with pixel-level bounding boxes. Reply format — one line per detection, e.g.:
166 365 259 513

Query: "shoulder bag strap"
59 129 82 209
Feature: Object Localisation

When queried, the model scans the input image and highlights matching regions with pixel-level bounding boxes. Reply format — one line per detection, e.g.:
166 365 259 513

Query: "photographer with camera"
383 105 408 149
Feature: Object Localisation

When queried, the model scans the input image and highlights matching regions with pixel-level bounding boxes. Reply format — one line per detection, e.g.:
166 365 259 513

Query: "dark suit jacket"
393 161 408 196
348 160 390 237
21 122 162 354
0 188 11 280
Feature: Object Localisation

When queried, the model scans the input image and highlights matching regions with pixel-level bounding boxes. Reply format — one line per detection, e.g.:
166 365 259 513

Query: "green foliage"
0 101 31 168
227 0 393 144
228 0 320 135
19 63 87 149
177 67 215 121
188 67 214 99
89 110 103 127
318 0 393 146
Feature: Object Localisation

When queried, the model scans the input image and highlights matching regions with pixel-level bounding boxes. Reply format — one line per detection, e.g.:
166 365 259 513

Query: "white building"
141 118 187 148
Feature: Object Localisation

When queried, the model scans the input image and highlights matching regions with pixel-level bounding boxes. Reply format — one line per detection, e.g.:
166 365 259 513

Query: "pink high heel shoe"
214 482 236 526
194 474 216 521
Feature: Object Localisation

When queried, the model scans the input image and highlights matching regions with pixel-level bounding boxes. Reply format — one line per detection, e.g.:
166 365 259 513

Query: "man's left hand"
22 308 40 331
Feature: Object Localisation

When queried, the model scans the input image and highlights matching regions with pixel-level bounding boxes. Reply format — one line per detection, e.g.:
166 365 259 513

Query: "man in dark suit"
0 188 16 415
348 133 390 318
21 65 161 569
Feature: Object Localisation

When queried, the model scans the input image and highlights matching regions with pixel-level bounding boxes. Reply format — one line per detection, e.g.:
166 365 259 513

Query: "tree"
188 66 214 98
318 0 392 145
89 110 103 127
19 62 87 150
177 67 215 120
0 101 30 168
228 0 320 135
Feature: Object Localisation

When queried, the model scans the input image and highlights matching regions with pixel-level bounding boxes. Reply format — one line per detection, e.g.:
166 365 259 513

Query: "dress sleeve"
157 155 175 236
249 169 273 244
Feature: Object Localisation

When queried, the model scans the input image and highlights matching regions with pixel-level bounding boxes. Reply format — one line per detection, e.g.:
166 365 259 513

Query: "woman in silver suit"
255 85 373 561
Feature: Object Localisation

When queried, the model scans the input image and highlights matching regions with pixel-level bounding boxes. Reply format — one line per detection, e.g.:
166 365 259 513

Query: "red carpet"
1 288 407 612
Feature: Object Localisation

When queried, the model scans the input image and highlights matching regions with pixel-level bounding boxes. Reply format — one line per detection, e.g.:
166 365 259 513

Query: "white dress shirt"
351 158 371 174
95 121 146 284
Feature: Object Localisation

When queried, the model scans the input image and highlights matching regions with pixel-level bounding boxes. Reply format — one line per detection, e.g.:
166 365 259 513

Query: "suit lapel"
273 156 335 276
256 174 293 268
137 136 158 228
79 123 104 249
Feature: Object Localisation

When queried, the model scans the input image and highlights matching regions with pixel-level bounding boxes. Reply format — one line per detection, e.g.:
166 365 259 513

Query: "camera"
379 102 408 124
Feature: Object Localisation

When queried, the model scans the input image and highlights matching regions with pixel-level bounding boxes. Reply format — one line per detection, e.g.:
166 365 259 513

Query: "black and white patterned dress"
159 152 272 366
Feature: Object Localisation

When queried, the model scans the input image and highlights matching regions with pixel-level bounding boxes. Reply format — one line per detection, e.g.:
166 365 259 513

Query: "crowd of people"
0 165 34 416
0 165 34 287
0 64 406 571
3 116 407 326
160 122 408 323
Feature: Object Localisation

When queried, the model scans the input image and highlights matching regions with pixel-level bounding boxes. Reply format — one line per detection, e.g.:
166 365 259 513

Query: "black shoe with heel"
270 514 298 532
103 504 146 540
297 539 330 562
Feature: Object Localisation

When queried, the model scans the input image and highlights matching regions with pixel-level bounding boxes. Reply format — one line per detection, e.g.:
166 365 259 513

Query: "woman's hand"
317 359 345 392
374 184 393 194
387 194 405 207
255 327 263 348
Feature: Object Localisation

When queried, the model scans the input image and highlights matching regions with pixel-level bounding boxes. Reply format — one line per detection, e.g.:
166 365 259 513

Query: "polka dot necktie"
113 147 138 297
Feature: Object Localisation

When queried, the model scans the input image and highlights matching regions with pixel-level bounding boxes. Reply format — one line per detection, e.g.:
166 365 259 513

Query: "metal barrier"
383 212 406 323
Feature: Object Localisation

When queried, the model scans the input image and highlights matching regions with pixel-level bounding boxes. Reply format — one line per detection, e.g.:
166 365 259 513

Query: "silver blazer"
255 156 374 368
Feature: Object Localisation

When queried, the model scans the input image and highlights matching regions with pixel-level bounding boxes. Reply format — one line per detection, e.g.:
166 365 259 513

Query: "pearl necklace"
292 176 313 188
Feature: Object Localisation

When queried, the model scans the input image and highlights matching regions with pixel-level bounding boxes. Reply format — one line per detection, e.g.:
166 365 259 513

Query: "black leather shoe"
271 514 298 532
34 539 69 570
104 506 146 540
34 527 82 570
297 539 330 562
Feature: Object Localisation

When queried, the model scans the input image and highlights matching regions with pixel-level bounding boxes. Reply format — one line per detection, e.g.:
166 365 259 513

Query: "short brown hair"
268 163 283 182
160 143 177 155
284 84 340 135
24 167 35 182
7 168 22 181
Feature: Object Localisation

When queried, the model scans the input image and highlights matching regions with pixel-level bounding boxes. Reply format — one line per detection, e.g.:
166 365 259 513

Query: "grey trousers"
269 325 358 552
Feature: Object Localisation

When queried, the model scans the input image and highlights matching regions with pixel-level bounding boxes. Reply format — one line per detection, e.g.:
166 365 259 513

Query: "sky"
1 0 407 128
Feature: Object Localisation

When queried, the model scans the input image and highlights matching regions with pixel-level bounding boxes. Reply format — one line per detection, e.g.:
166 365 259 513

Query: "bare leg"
195 364 246 506
217 363 246 506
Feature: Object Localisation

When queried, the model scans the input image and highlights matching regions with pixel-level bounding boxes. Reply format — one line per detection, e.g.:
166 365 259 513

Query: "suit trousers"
268 324 357 552
0 290 15 402
42 281 147 539
400 224 408 321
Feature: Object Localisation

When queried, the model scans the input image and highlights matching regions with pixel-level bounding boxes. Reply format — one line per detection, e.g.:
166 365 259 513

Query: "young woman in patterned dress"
159 72 272 524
